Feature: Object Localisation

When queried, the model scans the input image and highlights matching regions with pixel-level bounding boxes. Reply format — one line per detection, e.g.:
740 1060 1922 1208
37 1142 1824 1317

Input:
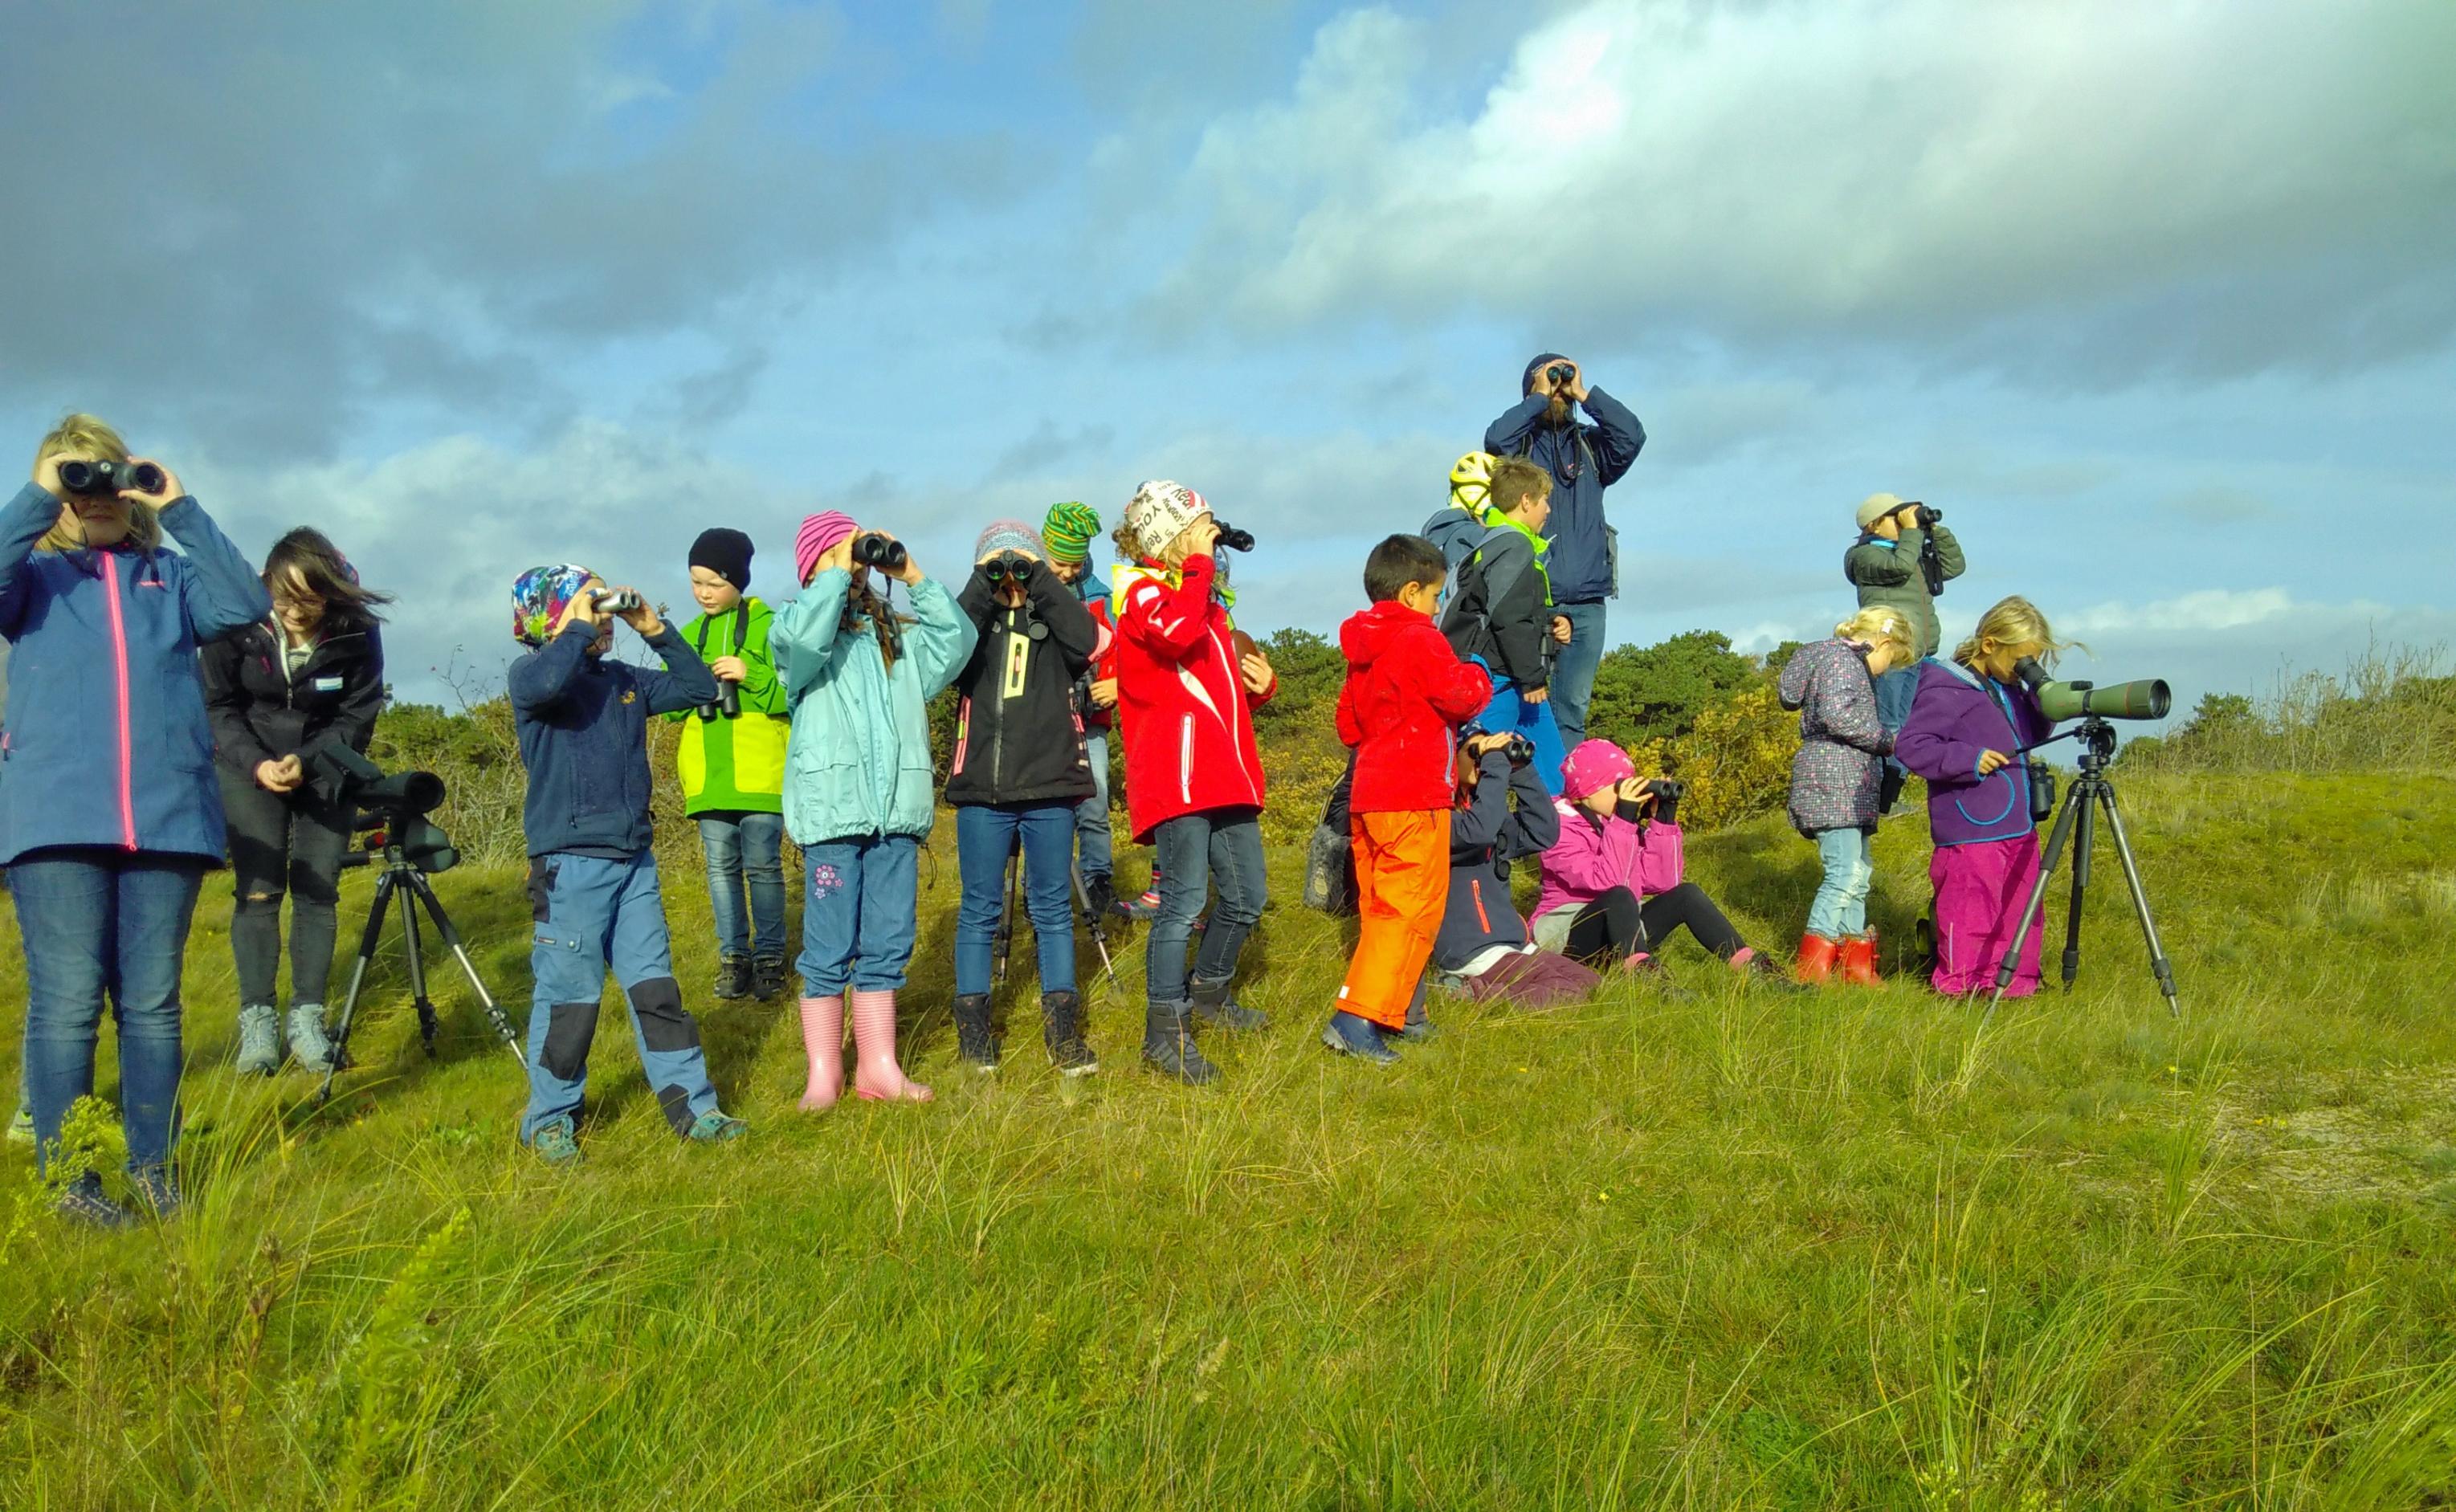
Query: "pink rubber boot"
851 989 933 1103
798 995 845 1111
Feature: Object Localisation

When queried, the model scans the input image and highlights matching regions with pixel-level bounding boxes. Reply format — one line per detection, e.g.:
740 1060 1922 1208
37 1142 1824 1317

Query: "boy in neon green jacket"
669 528 792 1001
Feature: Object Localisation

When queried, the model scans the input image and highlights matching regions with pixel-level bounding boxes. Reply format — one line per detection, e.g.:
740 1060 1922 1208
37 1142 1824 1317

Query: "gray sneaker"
530 1117 583 1166
6 1106 32 1147
235 1005 283 1076
287 1005 337 1074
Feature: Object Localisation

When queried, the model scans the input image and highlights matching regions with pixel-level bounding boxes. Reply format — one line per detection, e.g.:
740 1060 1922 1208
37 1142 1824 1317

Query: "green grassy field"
3 769 2454 1507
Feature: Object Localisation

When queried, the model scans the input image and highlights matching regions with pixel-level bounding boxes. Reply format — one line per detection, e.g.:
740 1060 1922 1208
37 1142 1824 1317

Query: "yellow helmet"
1448 450 1499 513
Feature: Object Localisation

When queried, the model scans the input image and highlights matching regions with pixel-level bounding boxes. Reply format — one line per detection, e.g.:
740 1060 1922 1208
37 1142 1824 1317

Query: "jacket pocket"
1605 524 1621 601
1952 771 2020 829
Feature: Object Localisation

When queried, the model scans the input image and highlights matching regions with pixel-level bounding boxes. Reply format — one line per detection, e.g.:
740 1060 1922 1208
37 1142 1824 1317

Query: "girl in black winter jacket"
199 528 391 1075
945 520 1103 1077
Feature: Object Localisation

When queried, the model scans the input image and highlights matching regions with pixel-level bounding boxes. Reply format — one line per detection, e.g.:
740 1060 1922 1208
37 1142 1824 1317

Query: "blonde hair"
1952 594 2075 669
33 413 161 552
1834 605 1916 667
1112 519 1197 570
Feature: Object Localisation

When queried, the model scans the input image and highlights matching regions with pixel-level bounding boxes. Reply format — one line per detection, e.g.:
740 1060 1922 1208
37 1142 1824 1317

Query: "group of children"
6 404 2074 1213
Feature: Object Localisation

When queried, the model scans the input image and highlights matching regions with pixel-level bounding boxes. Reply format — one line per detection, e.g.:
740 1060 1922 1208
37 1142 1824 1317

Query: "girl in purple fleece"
1894 597 2062 996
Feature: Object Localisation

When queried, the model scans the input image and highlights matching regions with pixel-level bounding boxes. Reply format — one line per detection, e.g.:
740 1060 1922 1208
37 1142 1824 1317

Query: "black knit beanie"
689 527 754 592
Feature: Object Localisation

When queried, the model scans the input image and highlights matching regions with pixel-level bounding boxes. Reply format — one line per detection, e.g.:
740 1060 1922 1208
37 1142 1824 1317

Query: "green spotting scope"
2014 657 2171 722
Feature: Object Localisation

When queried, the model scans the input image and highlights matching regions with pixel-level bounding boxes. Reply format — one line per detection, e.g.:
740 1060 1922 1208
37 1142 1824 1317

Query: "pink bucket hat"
795 510 859 585
1559 739 1636 802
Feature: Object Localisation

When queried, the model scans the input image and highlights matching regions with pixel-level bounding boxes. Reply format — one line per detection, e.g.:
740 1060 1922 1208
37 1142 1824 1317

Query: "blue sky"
4 0 2451 716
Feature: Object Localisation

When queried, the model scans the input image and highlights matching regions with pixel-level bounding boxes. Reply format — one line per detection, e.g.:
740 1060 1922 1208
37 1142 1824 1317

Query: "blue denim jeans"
798 834 920 996
522 851 721 1142
1806 826 1875 938
954 802 1079 997
1874 665 1919 808
1073 732 1114 884
1146 808 1267 1006
9 850 207 1177
1473 669 1567 796
1550 601 1609 752
698 811 786 963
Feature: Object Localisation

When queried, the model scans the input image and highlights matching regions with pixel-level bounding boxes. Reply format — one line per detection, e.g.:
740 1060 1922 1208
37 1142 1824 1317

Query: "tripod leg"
994 846 1020 988
1071 862 1116 984
2095 784 2181 1018
2059 778 2098 989
1985 783 2082 1022
316 871 398 1107
398 876 439 1055
408 872 529 1064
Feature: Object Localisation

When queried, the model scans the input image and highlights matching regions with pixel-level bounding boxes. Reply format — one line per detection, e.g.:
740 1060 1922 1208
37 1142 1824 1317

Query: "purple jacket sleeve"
1896 669 1997 781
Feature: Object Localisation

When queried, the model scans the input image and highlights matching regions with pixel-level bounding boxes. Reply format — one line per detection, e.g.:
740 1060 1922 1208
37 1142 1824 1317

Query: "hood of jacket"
1339 598 1431 671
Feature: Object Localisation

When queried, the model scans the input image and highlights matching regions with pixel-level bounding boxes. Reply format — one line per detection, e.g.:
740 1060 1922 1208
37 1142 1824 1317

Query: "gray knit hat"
974 519 1048 560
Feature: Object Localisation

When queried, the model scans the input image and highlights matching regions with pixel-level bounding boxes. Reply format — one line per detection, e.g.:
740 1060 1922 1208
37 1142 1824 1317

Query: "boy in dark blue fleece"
508 564 744 1164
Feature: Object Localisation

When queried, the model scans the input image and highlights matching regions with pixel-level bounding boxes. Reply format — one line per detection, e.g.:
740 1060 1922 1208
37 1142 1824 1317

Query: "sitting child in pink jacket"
1532 740 1793 985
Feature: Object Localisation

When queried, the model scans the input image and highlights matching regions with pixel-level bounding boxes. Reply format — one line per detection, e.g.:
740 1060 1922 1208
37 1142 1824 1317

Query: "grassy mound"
2 768 2454 1506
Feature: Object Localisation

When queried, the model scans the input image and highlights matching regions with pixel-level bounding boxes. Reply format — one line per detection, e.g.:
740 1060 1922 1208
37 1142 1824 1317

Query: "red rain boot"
1838 932 1880 986
1794 935 1842 985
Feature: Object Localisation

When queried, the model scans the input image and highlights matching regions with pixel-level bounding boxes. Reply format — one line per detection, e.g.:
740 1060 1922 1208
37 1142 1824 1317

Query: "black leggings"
221 770 353 1007
1562 883 1743 964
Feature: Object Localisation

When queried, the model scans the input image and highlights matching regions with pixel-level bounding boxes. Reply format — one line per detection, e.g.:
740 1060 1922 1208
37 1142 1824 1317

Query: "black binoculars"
695 683 742 723
1500 733 1536 767
56 459 165 496
1911 503 1942 528
981 551 1033 586
1211 520 1255 553
1545 362 1575 385
1644 778 1684 803
851 533 908 573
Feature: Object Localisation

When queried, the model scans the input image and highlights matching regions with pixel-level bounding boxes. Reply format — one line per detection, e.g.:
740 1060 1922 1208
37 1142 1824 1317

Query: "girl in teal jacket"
774 511 976 1111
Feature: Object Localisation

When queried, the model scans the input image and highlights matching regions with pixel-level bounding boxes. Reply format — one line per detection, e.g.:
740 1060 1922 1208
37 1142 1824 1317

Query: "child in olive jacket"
668 528 791 1002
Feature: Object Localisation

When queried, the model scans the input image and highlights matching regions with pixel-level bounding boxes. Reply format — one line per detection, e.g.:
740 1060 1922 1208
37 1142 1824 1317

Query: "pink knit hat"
1559 739 1636 802
795 511 859 585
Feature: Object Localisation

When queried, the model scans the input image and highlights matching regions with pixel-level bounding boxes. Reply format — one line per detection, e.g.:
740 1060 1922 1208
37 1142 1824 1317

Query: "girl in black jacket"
199 528 392 1075
946 520 1103 1076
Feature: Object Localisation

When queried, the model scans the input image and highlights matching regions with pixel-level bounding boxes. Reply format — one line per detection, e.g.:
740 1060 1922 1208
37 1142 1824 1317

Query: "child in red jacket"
1110 479 1277 1086
1327 535 1492 1062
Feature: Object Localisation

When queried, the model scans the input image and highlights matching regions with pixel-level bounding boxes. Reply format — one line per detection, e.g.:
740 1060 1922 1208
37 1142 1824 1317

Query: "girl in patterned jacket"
1777 605 1915 984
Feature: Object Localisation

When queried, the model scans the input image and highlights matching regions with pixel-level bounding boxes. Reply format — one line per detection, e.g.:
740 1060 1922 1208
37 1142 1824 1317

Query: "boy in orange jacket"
1327 534 1493 1063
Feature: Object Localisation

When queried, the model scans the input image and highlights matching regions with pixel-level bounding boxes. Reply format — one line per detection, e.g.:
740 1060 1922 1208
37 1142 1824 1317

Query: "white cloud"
1147 0 2456 376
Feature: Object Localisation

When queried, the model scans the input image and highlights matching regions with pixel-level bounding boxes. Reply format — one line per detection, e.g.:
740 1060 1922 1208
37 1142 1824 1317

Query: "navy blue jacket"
510 622 718 858
0 483 271 866
1483 354 1646 605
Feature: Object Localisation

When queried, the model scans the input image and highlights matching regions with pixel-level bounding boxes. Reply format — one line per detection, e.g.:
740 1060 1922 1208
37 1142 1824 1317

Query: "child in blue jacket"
1 414 271 1225
775 511 976 1111
508 564 745 1164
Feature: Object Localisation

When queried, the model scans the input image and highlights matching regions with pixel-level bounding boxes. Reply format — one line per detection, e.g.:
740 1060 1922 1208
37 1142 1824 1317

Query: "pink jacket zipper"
101 556 137 850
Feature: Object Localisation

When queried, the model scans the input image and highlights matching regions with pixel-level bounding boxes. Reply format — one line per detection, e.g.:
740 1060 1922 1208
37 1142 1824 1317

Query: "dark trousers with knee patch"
520 850 722 1142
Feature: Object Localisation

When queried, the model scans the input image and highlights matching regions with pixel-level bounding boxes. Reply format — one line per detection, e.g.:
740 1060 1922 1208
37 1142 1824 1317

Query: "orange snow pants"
1336 810 1450 1030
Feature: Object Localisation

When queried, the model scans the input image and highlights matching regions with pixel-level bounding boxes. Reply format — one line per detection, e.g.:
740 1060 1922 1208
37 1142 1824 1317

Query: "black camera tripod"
314 837 526 1106
1987 716 2179 1021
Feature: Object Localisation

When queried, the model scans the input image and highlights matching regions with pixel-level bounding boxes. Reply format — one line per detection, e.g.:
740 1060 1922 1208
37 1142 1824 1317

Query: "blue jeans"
522 851 720 1142
698 812 786 963
1474 670 1567 796
1074 732 1114 883
1147 809 1268 1006
1550 601 1609 751
10 850 207 1177
1874 665 1918 808
955 803 1079 997
798 834 920 996
1807 827 1875 938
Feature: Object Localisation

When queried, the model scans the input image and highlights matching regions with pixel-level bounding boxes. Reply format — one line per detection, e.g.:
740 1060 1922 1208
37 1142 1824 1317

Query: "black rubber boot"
1141 1000 1218 1086
953 992 1000 1071
1189 976 1267 1032
713 954 752 1001
1042 991 1098 1076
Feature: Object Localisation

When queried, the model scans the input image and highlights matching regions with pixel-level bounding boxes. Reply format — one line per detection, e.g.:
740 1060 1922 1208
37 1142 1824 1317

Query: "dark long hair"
264 527 394 634
840 569 908 672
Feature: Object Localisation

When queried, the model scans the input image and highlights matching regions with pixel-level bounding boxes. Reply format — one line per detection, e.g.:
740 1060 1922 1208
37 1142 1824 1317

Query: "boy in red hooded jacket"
1326 534 1492 1062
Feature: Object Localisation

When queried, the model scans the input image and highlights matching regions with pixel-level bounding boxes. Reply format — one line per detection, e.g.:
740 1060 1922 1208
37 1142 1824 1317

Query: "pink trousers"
1931 835 2042 996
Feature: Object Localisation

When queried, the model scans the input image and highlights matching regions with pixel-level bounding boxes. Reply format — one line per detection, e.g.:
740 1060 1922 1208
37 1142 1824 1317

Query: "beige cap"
1856 491 1915 529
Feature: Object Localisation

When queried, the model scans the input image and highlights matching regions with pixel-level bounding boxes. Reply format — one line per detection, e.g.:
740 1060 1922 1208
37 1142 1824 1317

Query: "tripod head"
2016 715 2121 773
